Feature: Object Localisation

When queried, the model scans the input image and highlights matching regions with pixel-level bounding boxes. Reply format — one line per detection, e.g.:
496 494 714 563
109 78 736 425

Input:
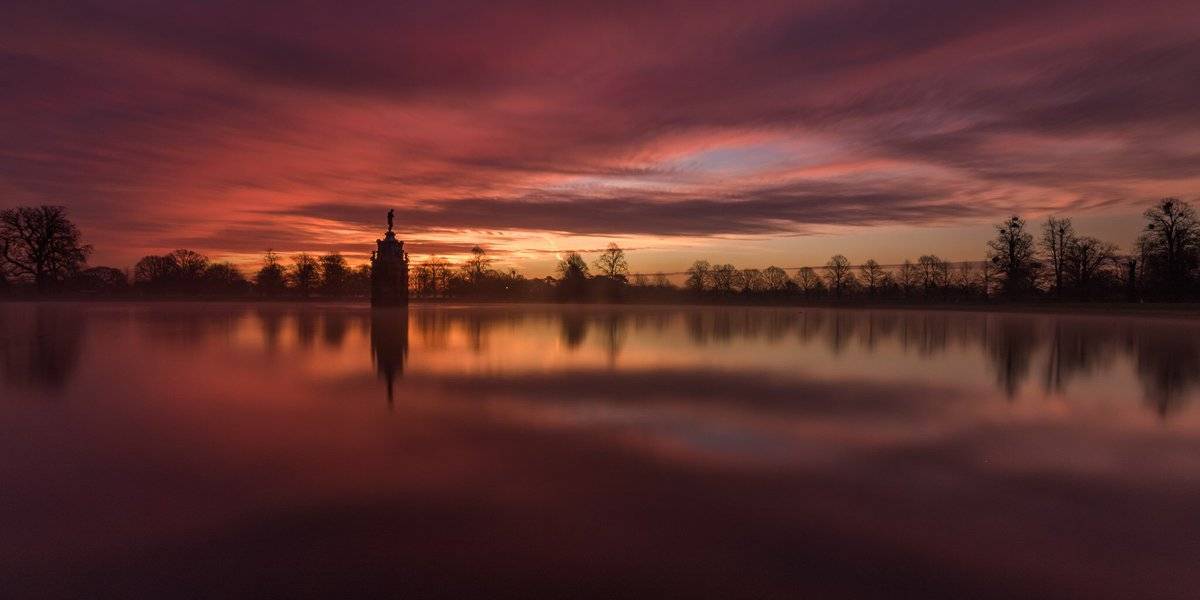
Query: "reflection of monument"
371 209 409 306
370 308 409 409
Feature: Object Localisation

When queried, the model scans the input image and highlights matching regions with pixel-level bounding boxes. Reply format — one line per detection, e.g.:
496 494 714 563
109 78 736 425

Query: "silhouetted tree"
70 266 128 295
427 256 450 297
289 253 320 297
917 255 946 296
795 266 824 297
134 254 177 290
709 263 740 294
172 249 208 282
824 255 853 299
741 268 765 293
556 251 590 301
255 250 287 297
685 260 711 293
133 249 210 294
896 259 917 298
319 252 350 296
464 245 492 285
411 263 434 297
762 266 789 292
1065 236 1118 300
202 262 249 295
349 264 371 297
952 261 979 299
987 215 1038 298
861 259 884 296
1040 217 1075 298
0 205 92 291
557 252 590 279
593 242 629 282
1137 198 1198 296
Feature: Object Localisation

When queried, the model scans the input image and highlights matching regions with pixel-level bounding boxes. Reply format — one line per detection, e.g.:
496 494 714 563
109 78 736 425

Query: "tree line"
2 197 1198 303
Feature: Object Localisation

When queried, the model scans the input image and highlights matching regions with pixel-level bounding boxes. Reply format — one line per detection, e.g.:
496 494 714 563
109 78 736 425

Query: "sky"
3 0 1200 275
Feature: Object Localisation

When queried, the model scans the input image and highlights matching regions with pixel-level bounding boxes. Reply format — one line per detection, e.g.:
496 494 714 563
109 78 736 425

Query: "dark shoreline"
5 295 1200 318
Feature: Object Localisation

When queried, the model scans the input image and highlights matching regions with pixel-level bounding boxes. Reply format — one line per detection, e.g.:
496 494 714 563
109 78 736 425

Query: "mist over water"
3 302 1200 598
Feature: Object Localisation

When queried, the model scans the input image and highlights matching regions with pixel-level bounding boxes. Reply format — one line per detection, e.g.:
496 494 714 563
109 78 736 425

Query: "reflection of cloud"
422 368 967 418
401 306 1200 419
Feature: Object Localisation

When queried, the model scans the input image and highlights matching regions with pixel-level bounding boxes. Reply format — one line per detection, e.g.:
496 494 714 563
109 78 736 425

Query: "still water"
3 302 1200 598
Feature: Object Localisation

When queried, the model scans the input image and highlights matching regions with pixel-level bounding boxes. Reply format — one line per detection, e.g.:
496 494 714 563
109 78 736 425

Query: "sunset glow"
4 1 1200 273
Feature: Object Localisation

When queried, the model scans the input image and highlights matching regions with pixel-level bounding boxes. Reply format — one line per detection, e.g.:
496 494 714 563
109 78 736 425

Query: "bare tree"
1040 216 1075 297
255 250 286 296
987 215 1038 297
860 259 884 296
795 267 824 296
896 259 917 297
954 261 979 297
319 252 350 296
1066 236 1118 299
171 249 208 282
823 255 853 299
685 260 711 292
133 249 210 293
427 256 449 296
557 251 590 280
934 257 951 294
411 263 434 297
762 266 789 292
709 264 740 294
917 255 945 294
0 205 92 291
1137 198 1198 292
289 253 320 296
463 245 492 285
202 262 249 294
741 268 764 293
593 242 629 281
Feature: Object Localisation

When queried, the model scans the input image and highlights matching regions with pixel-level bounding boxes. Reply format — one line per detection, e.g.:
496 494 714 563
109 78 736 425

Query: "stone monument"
371 209 409 306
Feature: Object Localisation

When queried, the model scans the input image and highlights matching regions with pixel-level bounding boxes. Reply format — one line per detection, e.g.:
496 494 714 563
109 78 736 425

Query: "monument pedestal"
371 230 408 306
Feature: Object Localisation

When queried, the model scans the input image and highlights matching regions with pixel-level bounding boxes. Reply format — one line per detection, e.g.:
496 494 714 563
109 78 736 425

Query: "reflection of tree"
599 312 628 365
984 315 1041 398
561 312 588 350
370 308 409 409
320 311 350 349
824 312 860 355
138 305 240 345
0 304 86 392
797 311 824 344
295 310 318 348
1042 319 1121 393
255 307 285 354
414 309 451 350
1133 327 1200 418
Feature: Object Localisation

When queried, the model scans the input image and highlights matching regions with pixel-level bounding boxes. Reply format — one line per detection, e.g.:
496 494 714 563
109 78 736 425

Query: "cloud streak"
2 0 1199 268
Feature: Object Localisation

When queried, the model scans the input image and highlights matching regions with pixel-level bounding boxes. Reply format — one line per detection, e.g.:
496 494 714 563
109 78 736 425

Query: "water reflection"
0 304 86 392
5 303 1200 598
5 304 1199 417
370 308 409 409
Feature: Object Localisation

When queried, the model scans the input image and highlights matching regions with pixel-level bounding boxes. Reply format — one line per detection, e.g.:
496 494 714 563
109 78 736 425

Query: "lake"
3 302 1200 598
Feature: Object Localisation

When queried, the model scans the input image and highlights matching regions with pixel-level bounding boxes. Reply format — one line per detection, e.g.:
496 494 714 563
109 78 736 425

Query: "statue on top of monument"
387 209 394 232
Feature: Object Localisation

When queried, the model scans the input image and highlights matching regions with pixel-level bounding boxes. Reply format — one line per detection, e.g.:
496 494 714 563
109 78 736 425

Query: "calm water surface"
3 302 1200 598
